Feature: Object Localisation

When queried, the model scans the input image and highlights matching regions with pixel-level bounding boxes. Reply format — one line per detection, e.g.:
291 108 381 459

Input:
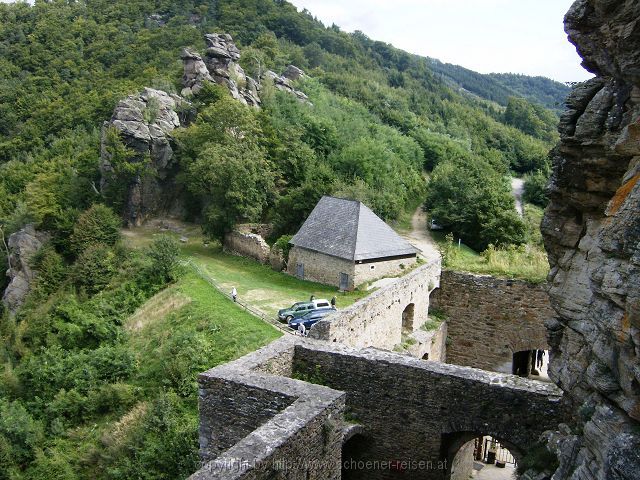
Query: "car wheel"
286 315 293 322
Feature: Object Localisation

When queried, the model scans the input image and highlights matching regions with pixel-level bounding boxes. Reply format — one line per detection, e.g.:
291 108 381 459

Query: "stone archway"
402 303 415 331
342 433 373 480
441 431 523 480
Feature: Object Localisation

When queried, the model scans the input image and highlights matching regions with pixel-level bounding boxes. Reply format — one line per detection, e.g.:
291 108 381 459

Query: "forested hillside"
427 58 571 112
0 0 559 478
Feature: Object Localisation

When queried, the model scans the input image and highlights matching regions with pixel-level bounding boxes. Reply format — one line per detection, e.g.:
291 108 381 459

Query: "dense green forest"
0 0 560 478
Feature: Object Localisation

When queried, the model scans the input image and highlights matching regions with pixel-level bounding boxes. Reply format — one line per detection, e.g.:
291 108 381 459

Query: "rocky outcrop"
541 1 640 479
264 69 310 103
181 33 309 106
100 88 185 226
102 34 309 227
2 225 47 312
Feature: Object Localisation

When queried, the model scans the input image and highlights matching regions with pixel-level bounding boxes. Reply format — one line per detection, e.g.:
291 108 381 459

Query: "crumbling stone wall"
540 1 640 479
190 337 565 480
430 270 552 373
310 259 441 351
191 339 345 480
224 226 272 264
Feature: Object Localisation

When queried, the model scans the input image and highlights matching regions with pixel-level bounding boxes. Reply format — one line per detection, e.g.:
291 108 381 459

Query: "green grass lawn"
129 270 283 393
123 223 370 320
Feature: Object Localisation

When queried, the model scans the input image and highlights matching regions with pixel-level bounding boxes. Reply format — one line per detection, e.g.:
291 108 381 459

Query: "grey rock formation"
180 48 213 96
282 64 306 81
196 33 261 107
100 87 185 226
181 33 309 107
541 1 640 479
264 70 310 103
2 225 47 312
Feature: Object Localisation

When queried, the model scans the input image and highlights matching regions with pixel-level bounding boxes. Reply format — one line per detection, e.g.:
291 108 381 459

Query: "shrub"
523 169 550 207
31 244 66 296
145 235 181 284
70 204 121 255
274 234 293 262
72 244 117 295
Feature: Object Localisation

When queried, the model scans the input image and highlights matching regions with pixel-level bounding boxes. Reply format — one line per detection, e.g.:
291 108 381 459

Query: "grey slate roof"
290 196 419 261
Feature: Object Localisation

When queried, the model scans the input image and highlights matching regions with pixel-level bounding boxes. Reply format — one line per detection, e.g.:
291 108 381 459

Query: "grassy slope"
124 223 370 319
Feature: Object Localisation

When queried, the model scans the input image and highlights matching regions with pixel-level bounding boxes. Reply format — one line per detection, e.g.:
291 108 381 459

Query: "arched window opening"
442 432 521 480
341 433 372 480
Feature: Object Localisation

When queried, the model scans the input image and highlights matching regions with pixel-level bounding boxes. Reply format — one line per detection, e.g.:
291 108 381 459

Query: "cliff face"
541 1 640 479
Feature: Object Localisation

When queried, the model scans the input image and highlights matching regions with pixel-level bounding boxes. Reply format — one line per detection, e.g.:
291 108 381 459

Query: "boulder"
2 225 48 312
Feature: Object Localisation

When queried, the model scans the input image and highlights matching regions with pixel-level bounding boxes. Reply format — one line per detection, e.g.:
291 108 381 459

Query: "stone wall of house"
430 270 553 373
309 259 441 351
190 337 565 480
287 246 354 289
353 255 417 285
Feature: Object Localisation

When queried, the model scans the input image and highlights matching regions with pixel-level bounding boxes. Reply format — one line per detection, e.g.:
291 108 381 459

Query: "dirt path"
511 177 524 217
401 208 441 263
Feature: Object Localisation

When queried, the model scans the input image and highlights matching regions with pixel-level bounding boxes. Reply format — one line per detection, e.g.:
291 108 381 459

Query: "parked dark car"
287 308 335 331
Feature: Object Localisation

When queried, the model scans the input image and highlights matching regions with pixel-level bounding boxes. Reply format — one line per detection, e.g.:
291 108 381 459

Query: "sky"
288 0 591 83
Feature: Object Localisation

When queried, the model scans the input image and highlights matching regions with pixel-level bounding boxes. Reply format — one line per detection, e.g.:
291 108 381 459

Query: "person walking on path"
331 296 337 309
231 287 237 303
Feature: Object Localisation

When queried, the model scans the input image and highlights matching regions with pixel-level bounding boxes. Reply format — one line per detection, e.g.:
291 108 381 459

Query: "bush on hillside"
523 169 550 207
70 204 121 255
72 244 117 295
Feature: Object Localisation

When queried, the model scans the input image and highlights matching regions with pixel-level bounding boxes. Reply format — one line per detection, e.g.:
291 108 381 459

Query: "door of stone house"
339 272 349 291
296 263 304 279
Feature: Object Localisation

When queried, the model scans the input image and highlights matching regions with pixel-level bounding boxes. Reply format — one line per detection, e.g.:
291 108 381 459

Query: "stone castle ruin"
85 1 640 478
183 1 640 479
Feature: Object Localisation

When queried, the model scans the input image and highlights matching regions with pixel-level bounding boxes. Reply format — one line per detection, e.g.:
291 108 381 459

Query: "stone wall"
539 1 640 479
287 246 354 289
353 255 417 285
224 230 271 264
190 339 345 480
191 337 565 480
430 270 553 373
309 259 441 351
401 321 447 361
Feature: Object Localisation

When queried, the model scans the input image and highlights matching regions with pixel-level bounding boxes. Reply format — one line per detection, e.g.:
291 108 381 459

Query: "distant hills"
427 58 571 113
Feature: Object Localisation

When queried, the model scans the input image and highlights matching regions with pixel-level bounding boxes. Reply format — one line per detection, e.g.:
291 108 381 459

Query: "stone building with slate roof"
287 196 419 290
